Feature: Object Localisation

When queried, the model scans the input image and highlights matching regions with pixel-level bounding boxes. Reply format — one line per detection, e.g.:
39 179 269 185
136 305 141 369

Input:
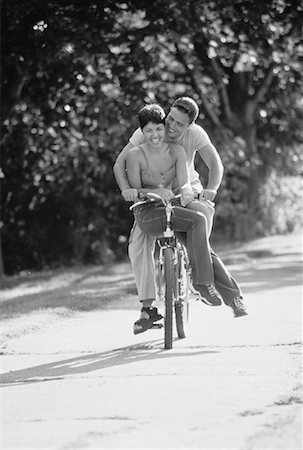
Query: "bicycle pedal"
151 323 163 329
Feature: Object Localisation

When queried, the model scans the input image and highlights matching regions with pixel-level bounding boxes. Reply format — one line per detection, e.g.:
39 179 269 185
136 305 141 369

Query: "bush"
257 172 302 235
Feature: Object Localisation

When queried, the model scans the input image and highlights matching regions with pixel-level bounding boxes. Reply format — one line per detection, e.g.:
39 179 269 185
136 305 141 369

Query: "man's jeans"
128 200 242 306
133 202 214 286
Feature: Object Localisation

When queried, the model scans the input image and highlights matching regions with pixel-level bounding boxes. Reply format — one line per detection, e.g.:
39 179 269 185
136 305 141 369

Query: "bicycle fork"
157 202 177 301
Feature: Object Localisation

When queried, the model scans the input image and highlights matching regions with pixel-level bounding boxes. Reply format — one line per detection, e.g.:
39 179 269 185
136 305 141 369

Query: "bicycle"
130 193 194 349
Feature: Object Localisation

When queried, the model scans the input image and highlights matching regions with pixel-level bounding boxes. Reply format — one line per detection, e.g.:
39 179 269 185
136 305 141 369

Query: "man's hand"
122 188 138 202
200 189 217 202
181 183 194 206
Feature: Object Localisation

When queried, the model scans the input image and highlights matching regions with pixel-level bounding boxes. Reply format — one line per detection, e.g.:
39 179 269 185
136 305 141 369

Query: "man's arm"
175 146 194 206
196 142 224 200
113 141 133 190
113 142 138 201
125 147 142 189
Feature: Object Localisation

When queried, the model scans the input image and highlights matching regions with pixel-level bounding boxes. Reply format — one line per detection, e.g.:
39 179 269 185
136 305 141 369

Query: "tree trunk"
0 62 27 276
224 102 263 240
0 231 4 277
236 121 264 239
1 61 27 125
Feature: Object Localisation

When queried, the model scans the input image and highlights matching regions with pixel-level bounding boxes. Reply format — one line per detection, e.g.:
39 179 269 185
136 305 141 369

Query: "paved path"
0 233 302 449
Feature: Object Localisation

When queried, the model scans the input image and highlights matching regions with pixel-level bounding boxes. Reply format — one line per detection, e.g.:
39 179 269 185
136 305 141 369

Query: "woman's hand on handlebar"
155 188 175 204
122 188 138 202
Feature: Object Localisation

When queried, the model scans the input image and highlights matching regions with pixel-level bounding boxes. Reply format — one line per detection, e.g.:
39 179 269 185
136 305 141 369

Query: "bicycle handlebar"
129 193 181 211
129 191 215 212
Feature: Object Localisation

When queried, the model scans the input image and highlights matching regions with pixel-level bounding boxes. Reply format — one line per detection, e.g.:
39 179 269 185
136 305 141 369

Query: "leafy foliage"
1 0 302 274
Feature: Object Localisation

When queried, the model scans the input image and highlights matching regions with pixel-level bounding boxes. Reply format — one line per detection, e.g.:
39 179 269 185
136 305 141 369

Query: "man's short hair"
138 104 165 129
171 97 199 124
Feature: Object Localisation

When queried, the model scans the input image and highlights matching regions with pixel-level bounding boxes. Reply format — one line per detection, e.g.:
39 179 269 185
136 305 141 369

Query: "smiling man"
113 97 247 322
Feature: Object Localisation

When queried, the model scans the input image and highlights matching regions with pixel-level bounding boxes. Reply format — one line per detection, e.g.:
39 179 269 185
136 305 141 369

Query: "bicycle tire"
175 246 190 339
163 246 175 349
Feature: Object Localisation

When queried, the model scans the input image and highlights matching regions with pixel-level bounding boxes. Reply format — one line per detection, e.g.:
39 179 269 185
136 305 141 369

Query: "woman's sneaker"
193 283 222 306
230 297 247 317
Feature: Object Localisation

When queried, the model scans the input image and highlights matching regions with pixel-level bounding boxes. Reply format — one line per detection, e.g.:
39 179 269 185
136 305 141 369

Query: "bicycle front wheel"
175 246 190 339
163 247 175 350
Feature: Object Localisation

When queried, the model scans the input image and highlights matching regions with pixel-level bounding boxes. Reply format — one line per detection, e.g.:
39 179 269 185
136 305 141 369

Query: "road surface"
0 233 302 449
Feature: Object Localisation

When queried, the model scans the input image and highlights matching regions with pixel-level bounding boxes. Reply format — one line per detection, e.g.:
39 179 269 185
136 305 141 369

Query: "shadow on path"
0 341 219 387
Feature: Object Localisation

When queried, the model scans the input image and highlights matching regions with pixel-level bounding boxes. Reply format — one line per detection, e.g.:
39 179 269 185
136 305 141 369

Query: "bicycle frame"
130 193 191 349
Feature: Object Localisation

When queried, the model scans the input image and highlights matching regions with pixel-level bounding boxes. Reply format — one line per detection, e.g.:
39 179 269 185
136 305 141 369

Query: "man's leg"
210 249 242 302
186 199 214 237
186 200 247 317
211 249 247 317
128 221 157 301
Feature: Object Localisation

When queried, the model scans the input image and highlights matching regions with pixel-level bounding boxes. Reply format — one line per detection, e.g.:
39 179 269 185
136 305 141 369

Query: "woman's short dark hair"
138 104 166 129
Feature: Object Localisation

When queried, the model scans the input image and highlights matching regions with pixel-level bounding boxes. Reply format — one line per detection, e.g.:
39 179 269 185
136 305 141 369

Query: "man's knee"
186 201 214 235
195 211 208 231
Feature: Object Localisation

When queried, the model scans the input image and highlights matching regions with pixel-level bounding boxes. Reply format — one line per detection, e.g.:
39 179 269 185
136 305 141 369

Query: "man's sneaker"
193 283 222 306
230 297 248 318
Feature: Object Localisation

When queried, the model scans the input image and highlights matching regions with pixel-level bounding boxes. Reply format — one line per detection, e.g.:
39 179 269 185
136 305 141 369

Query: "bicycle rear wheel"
175 245 190 339
163 247 175 349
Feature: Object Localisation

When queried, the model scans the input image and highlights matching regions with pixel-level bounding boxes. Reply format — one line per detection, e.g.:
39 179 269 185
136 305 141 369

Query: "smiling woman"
126 104 191 203
127 108 178 200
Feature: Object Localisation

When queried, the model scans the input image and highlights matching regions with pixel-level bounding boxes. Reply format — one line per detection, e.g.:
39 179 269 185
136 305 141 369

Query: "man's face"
165 107 190 141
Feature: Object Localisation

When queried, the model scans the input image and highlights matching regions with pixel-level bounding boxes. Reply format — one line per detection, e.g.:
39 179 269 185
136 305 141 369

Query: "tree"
1 0 142 274
1 0 302 274
112 0 303 235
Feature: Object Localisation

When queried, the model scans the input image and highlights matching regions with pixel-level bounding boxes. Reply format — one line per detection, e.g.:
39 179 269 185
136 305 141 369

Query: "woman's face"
142 121 166 148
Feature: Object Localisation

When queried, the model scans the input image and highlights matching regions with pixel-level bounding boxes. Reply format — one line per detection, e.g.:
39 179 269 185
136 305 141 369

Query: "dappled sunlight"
0 307 74 349
80 273 134 286
0 273 81 301
71 288 106 298
223 249 302 294
0 263 134 302
0 262 137 320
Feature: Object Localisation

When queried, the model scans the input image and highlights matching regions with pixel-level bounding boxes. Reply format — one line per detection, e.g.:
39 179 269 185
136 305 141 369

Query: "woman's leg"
132 206 167 334
128 221 157 301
